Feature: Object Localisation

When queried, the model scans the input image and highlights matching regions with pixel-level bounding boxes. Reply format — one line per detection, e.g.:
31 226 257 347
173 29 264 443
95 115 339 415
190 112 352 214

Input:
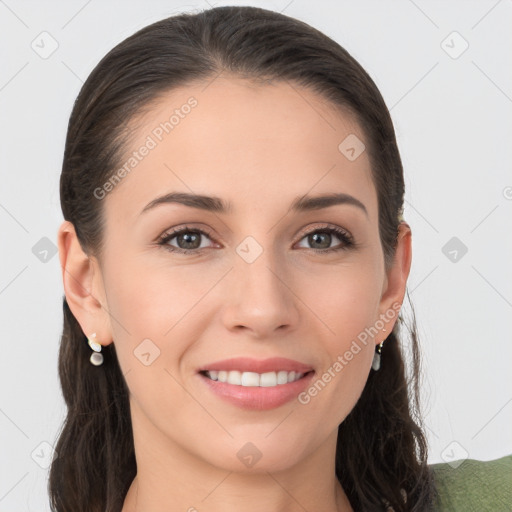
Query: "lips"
197 357 316 410
199 369 315 410
197 357 314 374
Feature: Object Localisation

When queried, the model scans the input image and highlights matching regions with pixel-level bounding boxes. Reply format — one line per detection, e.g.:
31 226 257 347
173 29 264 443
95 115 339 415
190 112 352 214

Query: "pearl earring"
372 341 384 371
87 333 104 366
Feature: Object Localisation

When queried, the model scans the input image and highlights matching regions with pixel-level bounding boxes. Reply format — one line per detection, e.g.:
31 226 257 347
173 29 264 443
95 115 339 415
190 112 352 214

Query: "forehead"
103 76 377 223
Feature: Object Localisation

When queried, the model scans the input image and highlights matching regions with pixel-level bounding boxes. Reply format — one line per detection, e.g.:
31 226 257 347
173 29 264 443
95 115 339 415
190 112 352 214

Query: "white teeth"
260 372 277 387
241 372 260 387
277 370 289 384
205 370 305 386
227 370 242 385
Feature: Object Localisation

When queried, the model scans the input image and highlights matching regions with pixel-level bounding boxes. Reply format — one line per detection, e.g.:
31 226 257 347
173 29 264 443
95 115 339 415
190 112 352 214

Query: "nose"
220 244 300 339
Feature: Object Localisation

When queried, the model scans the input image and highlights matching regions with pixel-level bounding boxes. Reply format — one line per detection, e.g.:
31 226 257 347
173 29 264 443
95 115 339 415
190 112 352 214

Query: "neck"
123 471 353 512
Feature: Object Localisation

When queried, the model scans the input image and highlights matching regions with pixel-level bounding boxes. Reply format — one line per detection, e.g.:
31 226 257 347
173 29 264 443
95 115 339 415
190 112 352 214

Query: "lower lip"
198 371 315 410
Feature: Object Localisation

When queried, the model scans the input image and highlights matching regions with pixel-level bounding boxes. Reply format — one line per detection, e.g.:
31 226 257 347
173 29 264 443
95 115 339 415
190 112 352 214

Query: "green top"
430 454 512 510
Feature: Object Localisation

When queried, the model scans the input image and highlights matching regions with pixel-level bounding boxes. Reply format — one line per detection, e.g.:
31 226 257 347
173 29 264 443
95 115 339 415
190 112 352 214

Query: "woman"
51 5 510 511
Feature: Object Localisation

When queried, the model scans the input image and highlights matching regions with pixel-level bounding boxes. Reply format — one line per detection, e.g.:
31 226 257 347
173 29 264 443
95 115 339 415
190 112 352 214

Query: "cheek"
103 261 209 428
104 253 216 344
299 332 373 431
298 261 382 344
102 255 227 423
294 266 379 420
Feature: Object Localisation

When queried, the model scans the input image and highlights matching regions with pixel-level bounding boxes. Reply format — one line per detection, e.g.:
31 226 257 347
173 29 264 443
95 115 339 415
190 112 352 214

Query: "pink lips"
197 357 315 410
197 357 314 374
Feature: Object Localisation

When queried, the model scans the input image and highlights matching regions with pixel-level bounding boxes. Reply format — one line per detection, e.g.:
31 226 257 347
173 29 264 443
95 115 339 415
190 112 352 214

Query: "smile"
198 369 315 410
202 370 308 386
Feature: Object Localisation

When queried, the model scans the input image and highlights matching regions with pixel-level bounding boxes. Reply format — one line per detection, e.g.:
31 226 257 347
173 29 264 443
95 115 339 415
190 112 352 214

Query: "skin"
57 75 412 512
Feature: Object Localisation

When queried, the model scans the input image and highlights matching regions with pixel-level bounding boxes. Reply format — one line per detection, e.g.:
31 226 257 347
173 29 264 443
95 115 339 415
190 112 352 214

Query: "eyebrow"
140 191 368 217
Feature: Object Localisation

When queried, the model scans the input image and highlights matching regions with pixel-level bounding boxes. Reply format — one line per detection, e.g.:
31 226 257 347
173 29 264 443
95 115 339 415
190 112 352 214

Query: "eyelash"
156 224 355 255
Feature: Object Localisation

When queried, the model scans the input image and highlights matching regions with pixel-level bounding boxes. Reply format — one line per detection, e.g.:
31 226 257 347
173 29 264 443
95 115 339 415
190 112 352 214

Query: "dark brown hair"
50 5 436 511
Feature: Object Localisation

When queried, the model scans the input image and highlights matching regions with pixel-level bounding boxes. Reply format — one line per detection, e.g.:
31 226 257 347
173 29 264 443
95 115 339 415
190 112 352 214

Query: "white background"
1 0 511 509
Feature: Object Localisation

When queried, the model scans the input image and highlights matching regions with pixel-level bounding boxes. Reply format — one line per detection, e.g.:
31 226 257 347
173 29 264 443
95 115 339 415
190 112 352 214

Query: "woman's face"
69 76 410 473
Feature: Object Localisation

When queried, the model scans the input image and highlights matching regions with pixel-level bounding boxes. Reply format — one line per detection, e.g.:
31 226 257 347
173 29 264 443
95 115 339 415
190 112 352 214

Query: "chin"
200 436 307 474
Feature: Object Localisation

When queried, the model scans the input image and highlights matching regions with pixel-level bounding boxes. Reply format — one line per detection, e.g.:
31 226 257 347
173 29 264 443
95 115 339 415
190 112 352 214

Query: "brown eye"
158 227 215 254
296 226 354 253
174 231 202 250
308 232 332 249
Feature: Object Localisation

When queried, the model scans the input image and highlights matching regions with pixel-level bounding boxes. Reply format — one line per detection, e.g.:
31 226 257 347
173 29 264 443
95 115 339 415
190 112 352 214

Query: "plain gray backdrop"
1 0 511 509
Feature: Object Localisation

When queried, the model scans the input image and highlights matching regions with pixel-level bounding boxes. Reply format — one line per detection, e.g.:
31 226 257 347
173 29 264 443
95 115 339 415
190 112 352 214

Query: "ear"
57 220 113 347
376 221 412 345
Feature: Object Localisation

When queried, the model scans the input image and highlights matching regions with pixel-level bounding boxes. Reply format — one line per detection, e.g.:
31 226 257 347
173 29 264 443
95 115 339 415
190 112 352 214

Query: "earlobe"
377 222 412 338
57 220 112 346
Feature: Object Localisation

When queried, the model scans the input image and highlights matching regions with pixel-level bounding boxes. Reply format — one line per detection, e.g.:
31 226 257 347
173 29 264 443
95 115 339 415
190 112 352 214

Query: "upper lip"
198 357 314 374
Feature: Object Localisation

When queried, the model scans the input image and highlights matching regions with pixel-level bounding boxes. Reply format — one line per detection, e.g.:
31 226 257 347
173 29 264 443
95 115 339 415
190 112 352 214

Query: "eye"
295 225 354 253
157 226 217 254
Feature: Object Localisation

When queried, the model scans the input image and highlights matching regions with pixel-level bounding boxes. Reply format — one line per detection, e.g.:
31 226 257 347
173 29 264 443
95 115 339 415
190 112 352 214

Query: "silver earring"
87 333 104 366
372 341 384 371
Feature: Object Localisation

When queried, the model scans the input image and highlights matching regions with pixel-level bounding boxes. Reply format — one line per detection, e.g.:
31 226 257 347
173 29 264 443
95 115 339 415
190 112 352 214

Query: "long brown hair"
50 6 436 511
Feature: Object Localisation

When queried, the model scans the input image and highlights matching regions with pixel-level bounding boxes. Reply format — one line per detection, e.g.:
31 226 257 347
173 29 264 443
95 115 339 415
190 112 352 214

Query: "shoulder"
429 453 512 510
